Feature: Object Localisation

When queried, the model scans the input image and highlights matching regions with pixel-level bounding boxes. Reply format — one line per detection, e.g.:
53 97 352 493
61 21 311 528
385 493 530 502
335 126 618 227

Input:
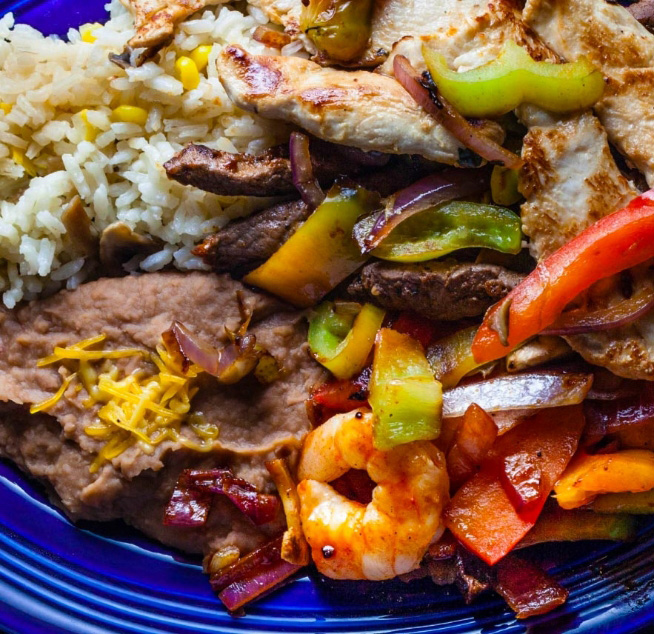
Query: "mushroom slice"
61 195 98 258
99 222 160 276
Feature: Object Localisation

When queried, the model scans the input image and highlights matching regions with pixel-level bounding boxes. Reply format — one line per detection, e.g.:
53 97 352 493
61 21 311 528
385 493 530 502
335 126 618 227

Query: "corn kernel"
111 105 148 126
11 148 37 177
80 22 102 43
0 103 11 115
189 45 212 72
78 109 98 142
175 56 200 91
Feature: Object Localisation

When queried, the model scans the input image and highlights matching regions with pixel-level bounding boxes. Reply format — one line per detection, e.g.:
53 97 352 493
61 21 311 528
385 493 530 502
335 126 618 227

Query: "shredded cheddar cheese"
33 335 220 473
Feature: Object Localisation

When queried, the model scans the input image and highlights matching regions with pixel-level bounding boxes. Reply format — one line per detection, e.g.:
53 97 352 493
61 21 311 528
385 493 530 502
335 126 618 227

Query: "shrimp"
296 408 449 580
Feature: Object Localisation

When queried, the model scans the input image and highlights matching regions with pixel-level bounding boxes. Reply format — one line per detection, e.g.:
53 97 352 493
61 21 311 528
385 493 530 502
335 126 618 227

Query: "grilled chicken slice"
518 109 654 379
216 45 505 165
119 0 222 50
520 110 637 260
523 0 654 186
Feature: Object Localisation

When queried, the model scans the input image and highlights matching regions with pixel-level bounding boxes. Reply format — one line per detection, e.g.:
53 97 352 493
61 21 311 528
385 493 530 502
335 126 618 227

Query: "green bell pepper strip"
426 325 487 390
517 506 636 548
590 488 654 514
308 301 385 379
244 182 378 307
423 40 605 119
301 0 374 63
353 201 522 263
491 166 522 206
369 327 442 450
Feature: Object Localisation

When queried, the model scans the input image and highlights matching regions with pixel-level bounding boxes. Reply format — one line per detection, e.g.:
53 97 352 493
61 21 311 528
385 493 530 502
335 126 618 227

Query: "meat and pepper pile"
3 0 654 621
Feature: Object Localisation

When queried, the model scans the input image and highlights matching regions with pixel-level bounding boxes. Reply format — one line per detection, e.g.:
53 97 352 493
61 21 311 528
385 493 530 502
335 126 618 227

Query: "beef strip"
165 141 438 198
164 144 296 197
347 261 524 321
628 0 654 30
0 271 325 555
193 199 312 277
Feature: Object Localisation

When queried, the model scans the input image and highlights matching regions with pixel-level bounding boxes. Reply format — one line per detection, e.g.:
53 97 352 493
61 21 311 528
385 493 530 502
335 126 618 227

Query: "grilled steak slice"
347 261 524 321
165 144 296 197
193 199 311 277
164 140 400 197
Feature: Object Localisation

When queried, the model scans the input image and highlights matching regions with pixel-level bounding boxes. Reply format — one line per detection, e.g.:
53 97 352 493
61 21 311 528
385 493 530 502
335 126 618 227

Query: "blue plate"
1 1 654 631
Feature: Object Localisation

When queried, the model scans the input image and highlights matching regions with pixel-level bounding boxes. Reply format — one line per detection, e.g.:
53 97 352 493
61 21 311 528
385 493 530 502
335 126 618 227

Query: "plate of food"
2 0 654 631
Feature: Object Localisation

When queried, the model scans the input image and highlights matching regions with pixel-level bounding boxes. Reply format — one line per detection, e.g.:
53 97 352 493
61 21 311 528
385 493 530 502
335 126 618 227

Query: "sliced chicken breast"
217 45 482 165
120 0 224 49
523 0 654 186
520 110 637 260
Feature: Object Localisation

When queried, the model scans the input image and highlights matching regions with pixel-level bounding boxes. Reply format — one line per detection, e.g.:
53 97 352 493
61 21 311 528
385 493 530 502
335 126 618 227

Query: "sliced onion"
162 321 263 384
358 167 491 252
186 469 280 526
442 371 593 418
289 131 325 209
252 25 292 49
393 55 523 170
163 483 212 527
212 536 303 612
583 382 654 446
492 554 568 619
543 282 654 335
162 321 221 375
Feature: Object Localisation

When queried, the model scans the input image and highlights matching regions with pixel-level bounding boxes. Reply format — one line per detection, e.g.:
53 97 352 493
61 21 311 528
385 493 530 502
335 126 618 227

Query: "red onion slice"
163 484 212 527
162 321 263 384
542 282 654 335
211 536 303 612
583 382 654 445
358 167 491 252
162 321 220 375
493 554 568 619
289 131 325 209
442 371 593 418
185 469 280 526
393 55 523 170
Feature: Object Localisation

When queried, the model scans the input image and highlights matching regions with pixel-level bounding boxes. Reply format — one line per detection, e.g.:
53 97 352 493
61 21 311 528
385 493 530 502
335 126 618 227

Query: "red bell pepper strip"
392 311 440 349
444 404 585 565
472 189 654 363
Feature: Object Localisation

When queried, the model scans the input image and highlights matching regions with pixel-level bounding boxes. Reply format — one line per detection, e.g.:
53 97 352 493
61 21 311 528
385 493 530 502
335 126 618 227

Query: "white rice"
0 1 293 308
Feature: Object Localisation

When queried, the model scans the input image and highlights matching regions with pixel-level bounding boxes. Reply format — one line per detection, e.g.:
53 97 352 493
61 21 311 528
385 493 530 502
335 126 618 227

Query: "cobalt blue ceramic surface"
1 1 653 630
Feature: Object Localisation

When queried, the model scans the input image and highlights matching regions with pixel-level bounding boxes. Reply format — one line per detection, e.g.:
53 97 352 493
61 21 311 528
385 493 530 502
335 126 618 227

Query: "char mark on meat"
193 200 312 277
347 261 524 321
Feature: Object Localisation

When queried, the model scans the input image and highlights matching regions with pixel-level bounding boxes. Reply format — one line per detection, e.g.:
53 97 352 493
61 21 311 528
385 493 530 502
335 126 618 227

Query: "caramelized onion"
163 482 212 527
252 25 292 49
289 131 325 209
393 55 523 170
162 321 264 384
212 536 303 612
185 469 280 526
442 371 593 418
493 554 568 619
358 167 491 252
583 382 654 446
543 282 654 335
